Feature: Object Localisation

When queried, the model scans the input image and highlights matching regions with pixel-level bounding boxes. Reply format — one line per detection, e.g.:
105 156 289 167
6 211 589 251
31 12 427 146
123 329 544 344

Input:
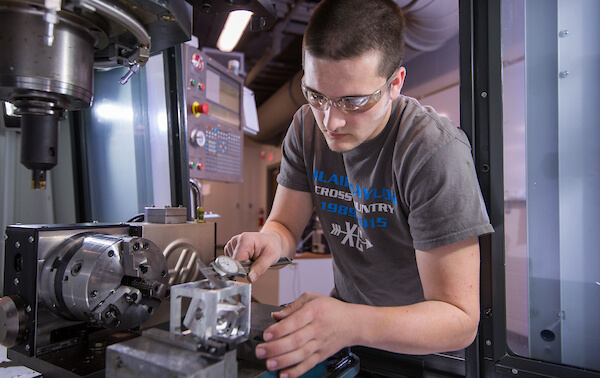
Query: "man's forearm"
260 220 299 260
348 300 479 354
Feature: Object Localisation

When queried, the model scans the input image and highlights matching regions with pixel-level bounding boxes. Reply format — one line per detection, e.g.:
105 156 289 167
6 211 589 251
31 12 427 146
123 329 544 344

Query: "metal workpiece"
170 279 251 343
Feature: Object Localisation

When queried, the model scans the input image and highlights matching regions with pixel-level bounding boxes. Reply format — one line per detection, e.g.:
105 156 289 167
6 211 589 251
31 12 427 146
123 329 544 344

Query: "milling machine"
0 0 277 189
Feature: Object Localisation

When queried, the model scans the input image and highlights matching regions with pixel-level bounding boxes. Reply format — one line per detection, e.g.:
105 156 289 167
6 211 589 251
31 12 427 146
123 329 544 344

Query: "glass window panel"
82 53 171 222
502 0 600 371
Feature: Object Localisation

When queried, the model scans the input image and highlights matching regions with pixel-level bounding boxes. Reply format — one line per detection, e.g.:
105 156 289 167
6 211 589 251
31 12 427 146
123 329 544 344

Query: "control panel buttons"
188 161 204 170
189 79 205 90
192 101 209 117
184 46 243 183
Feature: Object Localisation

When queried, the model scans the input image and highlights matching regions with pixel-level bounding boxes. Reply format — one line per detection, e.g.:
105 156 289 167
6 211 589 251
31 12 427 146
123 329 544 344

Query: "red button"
192 102 209 117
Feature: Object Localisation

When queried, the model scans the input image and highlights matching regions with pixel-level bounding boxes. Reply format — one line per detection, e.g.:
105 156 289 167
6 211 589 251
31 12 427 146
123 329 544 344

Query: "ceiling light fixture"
217 10 253 52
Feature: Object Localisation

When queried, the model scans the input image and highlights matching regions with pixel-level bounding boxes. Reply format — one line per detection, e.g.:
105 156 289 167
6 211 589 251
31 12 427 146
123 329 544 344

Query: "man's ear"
390 66 406 100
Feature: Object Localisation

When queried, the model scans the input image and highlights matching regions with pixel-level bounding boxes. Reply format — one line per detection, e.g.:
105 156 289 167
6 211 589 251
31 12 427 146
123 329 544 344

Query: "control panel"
182 45 244 183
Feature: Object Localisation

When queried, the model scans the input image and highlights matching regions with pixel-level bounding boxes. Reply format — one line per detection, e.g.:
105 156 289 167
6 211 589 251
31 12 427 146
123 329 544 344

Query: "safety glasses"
301 71 396 114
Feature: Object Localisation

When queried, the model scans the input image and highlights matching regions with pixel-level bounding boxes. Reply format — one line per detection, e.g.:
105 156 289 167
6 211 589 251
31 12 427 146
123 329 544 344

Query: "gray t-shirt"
277 96 494 306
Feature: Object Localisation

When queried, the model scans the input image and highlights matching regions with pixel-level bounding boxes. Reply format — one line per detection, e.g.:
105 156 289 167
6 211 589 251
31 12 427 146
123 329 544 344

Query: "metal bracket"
170 279 251 344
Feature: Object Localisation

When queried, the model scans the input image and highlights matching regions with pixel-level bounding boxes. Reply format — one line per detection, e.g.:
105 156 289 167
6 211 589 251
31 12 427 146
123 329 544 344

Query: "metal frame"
460 0 504 377
164 46 192 216
458 3 480 377
463 0 600 377
70 112 93 223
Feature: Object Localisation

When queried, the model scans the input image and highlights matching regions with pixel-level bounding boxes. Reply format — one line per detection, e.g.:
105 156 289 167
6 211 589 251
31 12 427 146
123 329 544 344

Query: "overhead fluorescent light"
217 10 253 52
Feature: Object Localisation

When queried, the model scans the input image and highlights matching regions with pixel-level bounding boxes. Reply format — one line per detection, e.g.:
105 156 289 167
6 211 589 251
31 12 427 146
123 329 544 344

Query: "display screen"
206 67 241 127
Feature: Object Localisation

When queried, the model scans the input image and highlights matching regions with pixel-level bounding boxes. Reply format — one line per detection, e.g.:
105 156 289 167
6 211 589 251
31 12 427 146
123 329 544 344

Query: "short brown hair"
302 0 405 78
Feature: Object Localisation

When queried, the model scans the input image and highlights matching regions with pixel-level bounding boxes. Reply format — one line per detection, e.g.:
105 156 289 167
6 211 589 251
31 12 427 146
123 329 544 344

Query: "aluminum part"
170 280 251 343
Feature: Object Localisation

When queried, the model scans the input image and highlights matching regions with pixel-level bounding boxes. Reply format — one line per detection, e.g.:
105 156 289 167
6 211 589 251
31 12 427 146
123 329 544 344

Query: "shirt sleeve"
406 138 494 250
277 106 313 192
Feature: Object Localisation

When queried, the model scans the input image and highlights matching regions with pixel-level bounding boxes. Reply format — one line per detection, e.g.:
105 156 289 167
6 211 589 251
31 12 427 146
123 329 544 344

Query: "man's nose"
323 105 346 131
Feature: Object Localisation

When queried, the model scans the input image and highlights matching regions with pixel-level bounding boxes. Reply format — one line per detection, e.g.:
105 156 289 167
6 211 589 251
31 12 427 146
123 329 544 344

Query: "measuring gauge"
211 255 247 277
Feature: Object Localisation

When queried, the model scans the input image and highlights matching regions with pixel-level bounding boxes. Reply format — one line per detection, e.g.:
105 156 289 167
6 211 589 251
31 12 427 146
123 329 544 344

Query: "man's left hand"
255 292 354 378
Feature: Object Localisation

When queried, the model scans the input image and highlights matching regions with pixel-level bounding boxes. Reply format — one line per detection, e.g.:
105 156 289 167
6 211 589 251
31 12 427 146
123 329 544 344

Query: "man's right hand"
224 231 283 282
224 186 314 282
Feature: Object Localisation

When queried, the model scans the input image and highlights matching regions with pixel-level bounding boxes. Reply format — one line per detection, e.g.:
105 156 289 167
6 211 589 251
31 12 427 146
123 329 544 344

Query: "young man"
224 0 493 376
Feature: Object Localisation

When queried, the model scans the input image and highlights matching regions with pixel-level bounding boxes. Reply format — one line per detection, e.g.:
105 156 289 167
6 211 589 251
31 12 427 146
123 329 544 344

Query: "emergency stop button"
192 101 209 117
